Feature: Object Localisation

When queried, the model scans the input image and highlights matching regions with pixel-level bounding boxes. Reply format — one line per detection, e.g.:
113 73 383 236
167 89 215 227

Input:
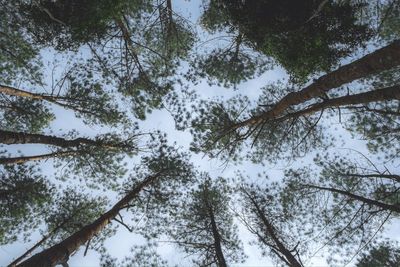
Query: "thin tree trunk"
232 40 400 129
16 171 165 267
0 85 99 117
208 205 227 267
283 85 400 119
243 189 302 267
305 184 400 213
338 173 400 183
203 184 227 267
0 151 76 165
0 130 125 150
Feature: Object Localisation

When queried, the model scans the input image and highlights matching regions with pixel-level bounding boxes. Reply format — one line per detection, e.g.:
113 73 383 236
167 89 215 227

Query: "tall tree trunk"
232 40 400 129
8 218 71 267
0 85 50 100
0 85 73 110
0 130 125 150
203 185 227 267
305 184 400 213
208 205 227 267
243 189 303 267
282 85 400 119
0 151 76 165
16 171 164 267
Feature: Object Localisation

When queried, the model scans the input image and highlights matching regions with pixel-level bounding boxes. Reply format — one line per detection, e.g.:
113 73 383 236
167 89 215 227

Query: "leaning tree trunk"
16 171 164 267
0 130 123 150
232 40 400 129
305 184 400 213
243 189 303 267
283 84 400 119
0 151 76 165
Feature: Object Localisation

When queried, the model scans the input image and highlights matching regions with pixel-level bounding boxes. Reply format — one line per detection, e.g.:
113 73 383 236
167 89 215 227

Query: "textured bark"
0 130 125 150
243 190 302 267
206 201 227 267
17 171 163 267
232 40 400 129
8 219 70 267
0 151 76 165
284 85 400 119
306 184 400 213
0 85 48 100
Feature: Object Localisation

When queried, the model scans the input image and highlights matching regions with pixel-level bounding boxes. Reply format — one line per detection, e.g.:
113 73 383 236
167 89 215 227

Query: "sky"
1 0 399 266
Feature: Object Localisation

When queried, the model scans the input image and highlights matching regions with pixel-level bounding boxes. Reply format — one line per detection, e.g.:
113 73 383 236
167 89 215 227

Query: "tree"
0 129 140 188
238 185 306 267
15 146 193 267
188 40 400 162
0 65 126 127
169 176 245 267
0 165 53 245
282 153 400 263
356 241 400 267
8 190 108 266
0 1 43 86
200 0 371 83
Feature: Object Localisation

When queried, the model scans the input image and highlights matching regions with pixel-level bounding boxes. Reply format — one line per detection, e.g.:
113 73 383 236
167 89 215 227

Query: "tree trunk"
203 184 227 267
16 171 164 267
283 85 400 119
0 151 76 165
0 85 49 100
305 184 400 213
0 130 124 150
243 189 302 267
208 205 227 267
8 219 71 267
232 40 400 129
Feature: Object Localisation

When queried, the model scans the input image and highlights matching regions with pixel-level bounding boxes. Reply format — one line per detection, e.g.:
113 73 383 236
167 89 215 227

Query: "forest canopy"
1 0 400 266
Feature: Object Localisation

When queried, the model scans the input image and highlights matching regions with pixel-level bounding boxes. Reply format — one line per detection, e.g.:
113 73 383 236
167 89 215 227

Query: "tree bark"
283 85 400 119
0 151 76 165
0 130 126 150
207 205 227 267
203 184 227 267
243 189 302 267
305 184 400 213
232 40 400 129
8 219 71 267
16 171 164 267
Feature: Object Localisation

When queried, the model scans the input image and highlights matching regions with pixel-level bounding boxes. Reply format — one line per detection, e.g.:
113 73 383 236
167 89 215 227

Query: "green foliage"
0 1 43 85
100 243 173 267
356 241 400 267
239 182 310 266
282 153 399 264
169 176 246 266
42 190 111 249
188 82 328 163
18 0 150 49
0 165 53 245
0 98 54 133
201 0 371 83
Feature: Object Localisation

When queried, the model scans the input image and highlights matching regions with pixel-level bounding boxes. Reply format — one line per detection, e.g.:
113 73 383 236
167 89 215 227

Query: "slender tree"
169 176 245 267
239 186 304 267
